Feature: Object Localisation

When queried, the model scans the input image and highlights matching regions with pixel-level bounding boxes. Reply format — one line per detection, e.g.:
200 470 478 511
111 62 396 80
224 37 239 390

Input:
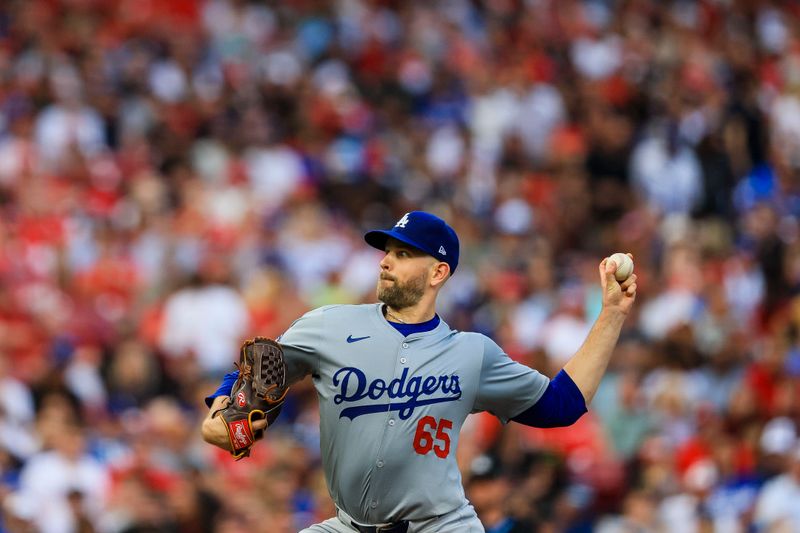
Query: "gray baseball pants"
300 503 484 533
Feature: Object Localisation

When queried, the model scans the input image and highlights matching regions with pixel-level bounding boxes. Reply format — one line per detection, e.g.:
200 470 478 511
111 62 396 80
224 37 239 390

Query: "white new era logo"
395 213 410 228
439 246 446 255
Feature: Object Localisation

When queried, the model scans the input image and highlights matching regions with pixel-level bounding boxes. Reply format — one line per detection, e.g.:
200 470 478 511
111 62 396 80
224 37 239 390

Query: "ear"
430 262 451 288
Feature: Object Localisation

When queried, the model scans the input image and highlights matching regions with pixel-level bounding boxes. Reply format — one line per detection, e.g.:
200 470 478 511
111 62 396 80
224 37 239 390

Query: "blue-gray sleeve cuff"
511 370 587 428
204 371 239 408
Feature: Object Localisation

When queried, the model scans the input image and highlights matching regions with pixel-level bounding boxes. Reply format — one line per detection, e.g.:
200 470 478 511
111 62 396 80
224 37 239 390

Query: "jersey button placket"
395 342 410 438
368 338 407 511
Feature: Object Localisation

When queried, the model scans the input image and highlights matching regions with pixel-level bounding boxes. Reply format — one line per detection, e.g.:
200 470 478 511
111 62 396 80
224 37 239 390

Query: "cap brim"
364 229 429 256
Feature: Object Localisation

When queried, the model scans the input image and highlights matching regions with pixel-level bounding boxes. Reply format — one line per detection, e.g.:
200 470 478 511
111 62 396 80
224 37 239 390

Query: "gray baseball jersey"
279 303 549 524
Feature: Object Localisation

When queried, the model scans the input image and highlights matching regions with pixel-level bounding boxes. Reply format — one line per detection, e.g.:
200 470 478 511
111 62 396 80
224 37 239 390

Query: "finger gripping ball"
608 252 633 282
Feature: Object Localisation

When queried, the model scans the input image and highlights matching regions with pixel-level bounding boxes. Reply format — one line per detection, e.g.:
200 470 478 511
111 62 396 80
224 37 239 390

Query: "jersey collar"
372 303 451 341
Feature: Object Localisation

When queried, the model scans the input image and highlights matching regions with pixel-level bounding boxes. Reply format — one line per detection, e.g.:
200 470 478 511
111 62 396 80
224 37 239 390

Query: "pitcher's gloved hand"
215 337 288 460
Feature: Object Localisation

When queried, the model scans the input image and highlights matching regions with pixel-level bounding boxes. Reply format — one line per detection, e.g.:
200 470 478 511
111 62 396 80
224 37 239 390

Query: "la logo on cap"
395 213 410 228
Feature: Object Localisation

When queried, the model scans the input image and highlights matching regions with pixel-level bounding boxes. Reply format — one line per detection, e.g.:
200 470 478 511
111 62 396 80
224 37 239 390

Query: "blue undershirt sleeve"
511 369 588 428
204 371 239 408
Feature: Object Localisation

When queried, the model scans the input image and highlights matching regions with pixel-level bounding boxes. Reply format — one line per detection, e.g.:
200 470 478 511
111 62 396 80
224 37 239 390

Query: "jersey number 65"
413 416 452 458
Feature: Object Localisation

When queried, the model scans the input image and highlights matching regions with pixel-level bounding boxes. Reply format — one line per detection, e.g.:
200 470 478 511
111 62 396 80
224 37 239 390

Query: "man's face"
376 239 435 309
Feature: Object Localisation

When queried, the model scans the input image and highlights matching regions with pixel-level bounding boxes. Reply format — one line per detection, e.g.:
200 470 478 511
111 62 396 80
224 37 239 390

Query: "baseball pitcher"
201 211 638 533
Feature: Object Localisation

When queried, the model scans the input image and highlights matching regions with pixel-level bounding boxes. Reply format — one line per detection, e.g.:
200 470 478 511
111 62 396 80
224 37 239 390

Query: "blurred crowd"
1 0 800 531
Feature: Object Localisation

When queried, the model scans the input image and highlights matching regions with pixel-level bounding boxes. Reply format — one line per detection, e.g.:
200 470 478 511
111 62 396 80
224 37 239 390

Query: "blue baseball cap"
364 211 460 273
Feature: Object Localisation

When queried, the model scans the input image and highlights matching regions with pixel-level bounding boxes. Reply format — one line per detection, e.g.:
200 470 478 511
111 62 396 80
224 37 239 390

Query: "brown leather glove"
216 337 288 460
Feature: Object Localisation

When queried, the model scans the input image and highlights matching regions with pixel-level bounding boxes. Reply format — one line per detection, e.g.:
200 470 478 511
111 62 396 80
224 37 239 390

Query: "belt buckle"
350 521 376 533
378 522 408 533
349 517 408 533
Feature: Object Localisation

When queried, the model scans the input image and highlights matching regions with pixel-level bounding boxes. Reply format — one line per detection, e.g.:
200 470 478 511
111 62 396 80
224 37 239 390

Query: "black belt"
349 520 409 533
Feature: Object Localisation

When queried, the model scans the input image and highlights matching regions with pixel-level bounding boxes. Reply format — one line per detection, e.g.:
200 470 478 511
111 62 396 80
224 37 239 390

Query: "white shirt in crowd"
158 284 250 373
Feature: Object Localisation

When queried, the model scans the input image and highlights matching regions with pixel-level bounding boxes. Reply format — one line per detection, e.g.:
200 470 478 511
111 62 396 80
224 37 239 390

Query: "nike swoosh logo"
346 335 371 343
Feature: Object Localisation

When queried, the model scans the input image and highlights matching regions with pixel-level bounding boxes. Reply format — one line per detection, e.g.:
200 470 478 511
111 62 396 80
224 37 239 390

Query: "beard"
376 272 427 309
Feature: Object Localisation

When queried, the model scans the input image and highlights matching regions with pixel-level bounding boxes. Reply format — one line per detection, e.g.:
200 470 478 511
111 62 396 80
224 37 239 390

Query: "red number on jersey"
413 416 452 458
433 418 452 458
413 416 436 455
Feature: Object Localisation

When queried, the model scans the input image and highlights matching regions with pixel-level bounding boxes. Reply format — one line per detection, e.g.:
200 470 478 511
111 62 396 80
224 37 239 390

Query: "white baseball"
608 252 633 282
